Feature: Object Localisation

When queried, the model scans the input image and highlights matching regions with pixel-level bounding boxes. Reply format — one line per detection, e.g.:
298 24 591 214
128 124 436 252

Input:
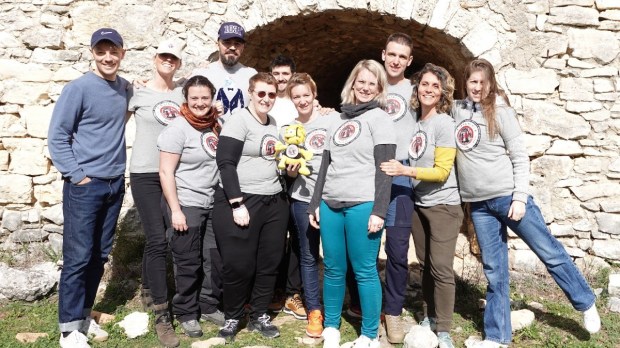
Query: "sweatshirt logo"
384 93 407 122
201 131 218 158
261 134 278 160
455 119 481 152
153 100 181 125
333 120 361 147
305 128 327 154
408 130 427 160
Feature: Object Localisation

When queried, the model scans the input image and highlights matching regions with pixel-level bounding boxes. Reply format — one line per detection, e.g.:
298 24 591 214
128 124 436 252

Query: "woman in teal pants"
309 59 396 348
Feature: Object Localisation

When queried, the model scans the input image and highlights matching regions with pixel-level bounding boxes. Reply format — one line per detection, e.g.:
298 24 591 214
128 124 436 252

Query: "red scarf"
180 103 221 135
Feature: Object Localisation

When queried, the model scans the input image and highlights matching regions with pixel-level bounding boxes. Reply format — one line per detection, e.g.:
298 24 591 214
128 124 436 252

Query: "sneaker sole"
183 331 203 338
305 329 322 338
283 307 307 320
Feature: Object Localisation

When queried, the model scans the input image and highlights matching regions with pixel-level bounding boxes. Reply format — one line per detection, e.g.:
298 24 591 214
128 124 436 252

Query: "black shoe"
247 313 280 338
218 319 240 342
180 319 203 338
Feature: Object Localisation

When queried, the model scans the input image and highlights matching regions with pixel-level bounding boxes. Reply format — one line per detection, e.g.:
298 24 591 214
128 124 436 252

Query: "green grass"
1 223 618 347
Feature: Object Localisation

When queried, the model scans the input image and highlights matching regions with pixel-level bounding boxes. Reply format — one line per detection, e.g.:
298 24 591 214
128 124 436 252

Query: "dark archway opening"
242 10 473 109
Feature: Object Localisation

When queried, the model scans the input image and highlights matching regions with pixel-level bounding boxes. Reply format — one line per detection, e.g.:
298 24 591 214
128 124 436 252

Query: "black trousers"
163 204 216 322
274 217 303 296
130 173 169 305
213 188 289 321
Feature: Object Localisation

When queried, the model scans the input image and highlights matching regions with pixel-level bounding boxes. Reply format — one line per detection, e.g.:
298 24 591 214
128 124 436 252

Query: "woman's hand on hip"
368 214 384 233
233 204 250 227
309 207 320 229
171 210 188 231
508 200 526 221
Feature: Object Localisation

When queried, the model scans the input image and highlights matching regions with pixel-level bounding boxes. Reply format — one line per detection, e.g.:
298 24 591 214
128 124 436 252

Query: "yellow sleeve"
415 147 456 182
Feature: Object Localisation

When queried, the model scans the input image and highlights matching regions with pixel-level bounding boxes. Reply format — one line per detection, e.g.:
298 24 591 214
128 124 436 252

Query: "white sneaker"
583 304 601 334
59 331 90 348
322 327 341 348
81 317 109 342
352 334 380 348
464 337 508 348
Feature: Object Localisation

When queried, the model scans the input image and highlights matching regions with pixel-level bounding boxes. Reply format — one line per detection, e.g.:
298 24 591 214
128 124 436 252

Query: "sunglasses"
255 91 277 99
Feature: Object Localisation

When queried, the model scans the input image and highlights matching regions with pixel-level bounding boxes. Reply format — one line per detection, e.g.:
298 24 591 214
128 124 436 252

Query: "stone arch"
239 9 474 107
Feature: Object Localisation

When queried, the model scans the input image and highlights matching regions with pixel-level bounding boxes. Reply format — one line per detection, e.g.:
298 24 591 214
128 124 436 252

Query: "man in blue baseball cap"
49 27 131 348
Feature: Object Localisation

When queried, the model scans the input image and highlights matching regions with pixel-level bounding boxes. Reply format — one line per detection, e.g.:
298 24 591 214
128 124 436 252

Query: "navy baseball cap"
91 28 123 48
218 22 245 41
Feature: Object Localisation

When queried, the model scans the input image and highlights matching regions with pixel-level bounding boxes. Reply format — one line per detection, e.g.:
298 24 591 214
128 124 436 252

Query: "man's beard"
221 53 239 67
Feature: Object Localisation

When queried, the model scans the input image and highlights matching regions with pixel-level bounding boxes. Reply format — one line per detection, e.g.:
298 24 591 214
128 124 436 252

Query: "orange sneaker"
306 309 323 338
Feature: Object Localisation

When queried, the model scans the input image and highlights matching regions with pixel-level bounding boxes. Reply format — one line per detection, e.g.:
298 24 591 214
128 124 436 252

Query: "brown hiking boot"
283 294 307 319
153 303 179 347
384 314 406 344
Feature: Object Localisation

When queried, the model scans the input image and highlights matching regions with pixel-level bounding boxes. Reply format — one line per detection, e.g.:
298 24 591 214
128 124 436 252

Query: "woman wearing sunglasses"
214 72 289 342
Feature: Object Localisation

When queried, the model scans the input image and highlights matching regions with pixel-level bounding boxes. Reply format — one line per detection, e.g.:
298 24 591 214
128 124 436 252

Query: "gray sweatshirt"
451 97 529 203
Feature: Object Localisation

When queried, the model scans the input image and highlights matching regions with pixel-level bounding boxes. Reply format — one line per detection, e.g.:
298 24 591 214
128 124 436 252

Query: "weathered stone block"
462 22 498 56
552 0 594 5
2 138 45 152
41 204 63 225
566 101 603 113
546 140 583 156
0 82 49 105
510 249 546 274
574 157 602 173
9 151 49 176
8 229 49 243
580 66 619 78
524 134 551 156
531 155 574 180
596 212 620 234
20 105 53 139
592 239 620 260
0 174 33 203
0 114 27 137
596 0 620 10
1 210 22 232
601 9 620 20
548 6 599 26
522 99 591 139
609 273 620 296
559 78 593 101
549 223 575 236
34 181 63 206
52 67 82 81
571 183 620 201
505 68 558 94
568 28 620 64
582 109 611 122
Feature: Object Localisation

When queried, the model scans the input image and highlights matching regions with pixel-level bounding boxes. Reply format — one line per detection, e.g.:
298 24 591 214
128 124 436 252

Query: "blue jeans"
58 176 125 332
320 201 382 339
290 200 321 311
470 195 595 344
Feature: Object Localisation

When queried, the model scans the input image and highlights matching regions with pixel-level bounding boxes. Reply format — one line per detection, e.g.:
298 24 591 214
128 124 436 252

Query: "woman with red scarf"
158 75 222 339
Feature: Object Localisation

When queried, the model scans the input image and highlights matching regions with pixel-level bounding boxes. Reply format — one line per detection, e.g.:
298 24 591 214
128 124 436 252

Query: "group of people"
47 21 602 348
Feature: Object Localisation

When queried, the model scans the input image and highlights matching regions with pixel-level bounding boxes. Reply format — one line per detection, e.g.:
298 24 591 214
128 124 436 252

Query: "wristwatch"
231 201 243 209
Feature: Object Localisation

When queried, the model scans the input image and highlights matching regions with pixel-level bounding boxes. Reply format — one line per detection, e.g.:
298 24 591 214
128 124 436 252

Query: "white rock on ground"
191 337 226 347
608 297 620 313
0 262 59 301
403 325 438 348
608 273 620 296
511 309 535 331
116 312 149 339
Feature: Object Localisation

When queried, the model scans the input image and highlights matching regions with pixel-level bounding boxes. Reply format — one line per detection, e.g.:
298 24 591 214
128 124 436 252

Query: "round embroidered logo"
385 93 407 122
455 119 481 152
332 120 361 147
305 128 327 154
409 130 428 160
152 100 181 125
200 131 218 158
261 134 278 160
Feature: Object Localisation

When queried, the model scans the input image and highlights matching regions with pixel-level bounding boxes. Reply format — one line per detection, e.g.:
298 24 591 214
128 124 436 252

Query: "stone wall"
0 0 619 278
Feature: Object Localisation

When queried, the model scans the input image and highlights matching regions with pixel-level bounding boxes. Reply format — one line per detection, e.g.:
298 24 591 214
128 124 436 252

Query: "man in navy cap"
48 27 131 348
192 22 257 120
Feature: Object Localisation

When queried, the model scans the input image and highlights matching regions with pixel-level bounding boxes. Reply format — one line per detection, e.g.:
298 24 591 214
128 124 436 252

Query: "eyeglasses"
255 91 276 99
